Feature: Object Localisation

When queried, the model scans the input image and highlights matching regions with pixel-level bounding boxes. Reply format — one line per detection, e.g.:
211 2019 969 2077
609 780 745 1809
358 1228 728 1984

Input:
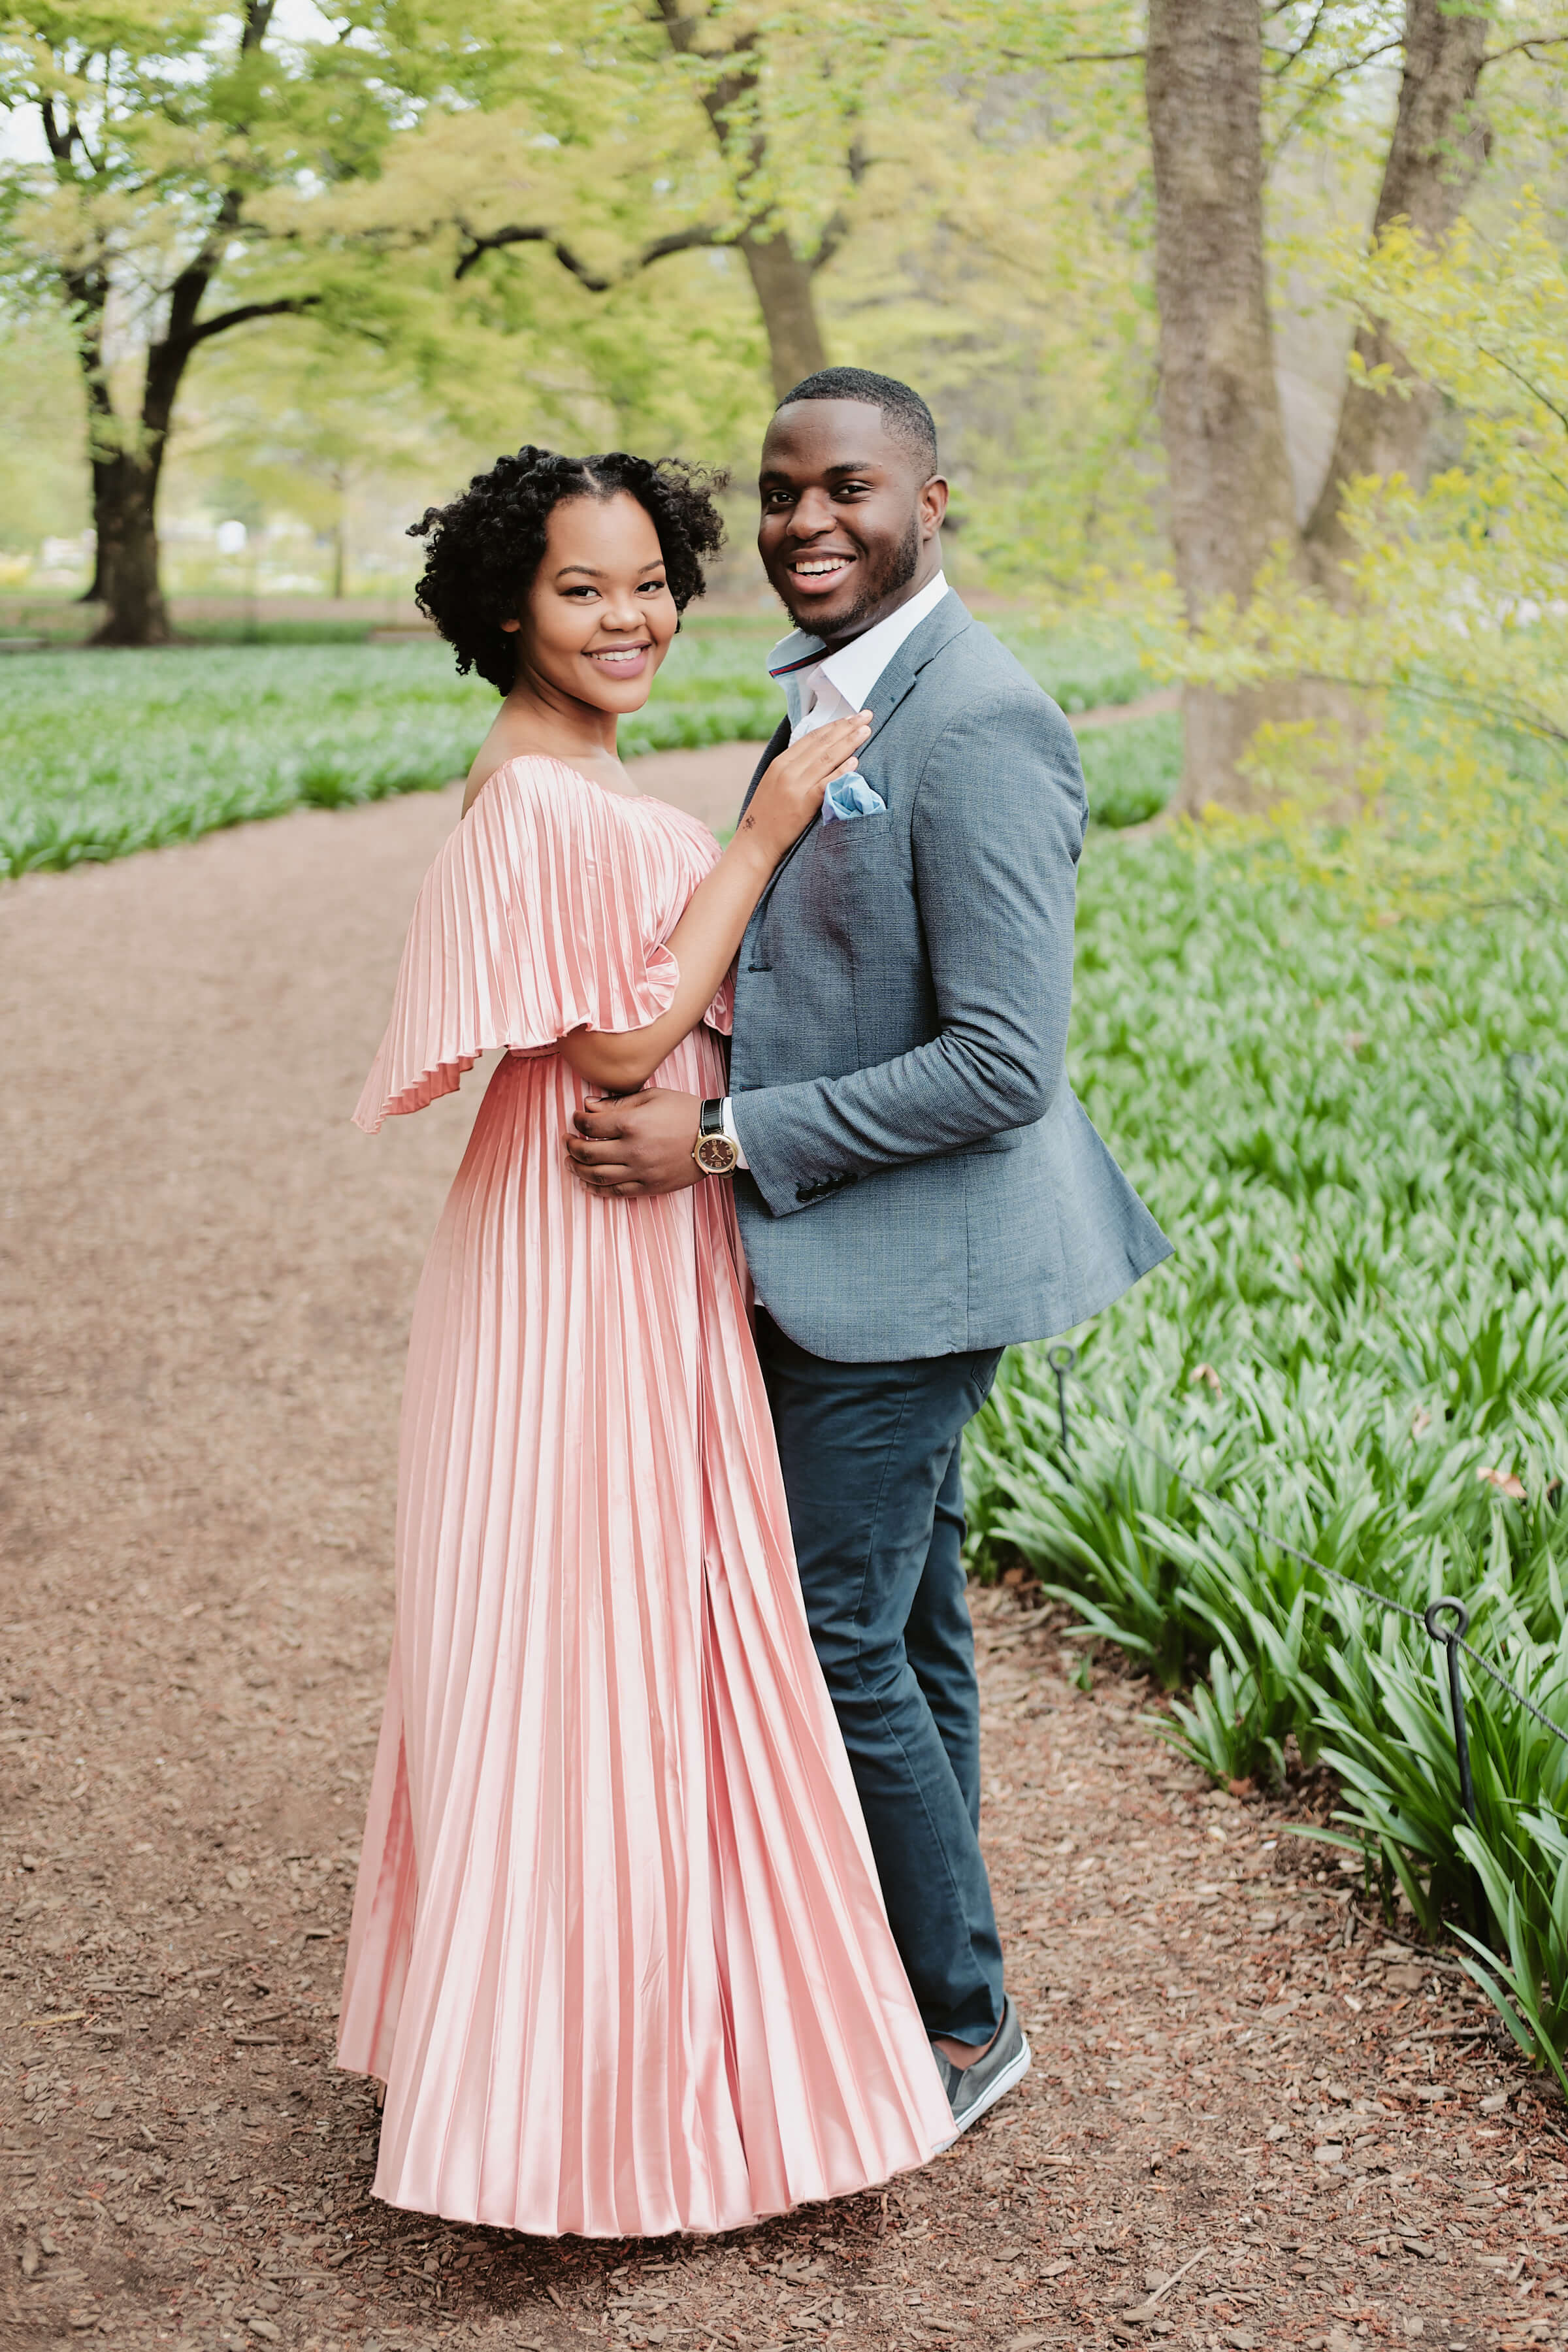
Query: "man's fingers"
574 1102 651 1138
564 1129 630 1163
564 1139 643 1181
580 1092 655 1120
566 1159 636 1186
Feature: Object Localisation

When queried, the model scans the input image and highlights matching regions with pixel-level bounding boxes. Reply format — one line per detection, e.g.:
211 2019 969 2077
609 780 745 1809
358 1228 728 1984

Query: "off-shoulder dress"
336 757 951 2238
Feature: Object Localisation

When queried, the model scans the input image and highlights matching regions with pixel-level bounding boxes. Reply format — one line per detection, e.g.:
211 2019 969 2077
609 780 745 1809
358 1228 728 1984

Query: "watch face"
693 1134 739 1175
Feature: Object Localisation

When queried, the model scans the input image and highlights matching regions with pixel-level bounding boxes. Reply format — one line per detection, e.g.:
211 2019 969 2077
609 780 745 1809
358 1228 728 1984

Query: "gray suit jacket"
727 589 1170 1362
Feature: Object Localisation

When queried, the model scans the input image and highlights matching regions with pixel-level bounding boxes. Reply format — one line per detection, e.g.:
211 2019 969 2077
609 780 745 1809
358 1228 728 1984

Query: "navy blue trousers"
754 1311 1006 2046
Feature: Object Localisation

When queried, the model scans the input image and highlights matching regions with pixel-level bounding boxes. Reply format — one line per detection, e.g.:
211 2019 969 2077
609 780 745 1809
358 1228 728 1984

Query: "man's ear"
920 475 950 540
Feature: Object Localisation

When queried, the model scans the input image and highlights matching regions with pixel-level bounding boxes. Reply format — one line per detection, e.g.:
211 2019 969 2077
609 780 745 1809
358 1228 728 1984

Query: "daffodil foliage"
968 836 1568 2080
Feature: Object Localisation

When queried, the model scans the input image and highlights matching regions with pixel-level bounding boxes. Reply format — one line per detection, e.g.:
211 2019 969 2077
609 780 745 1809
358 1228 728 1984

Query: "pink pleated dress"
336 757 952 2237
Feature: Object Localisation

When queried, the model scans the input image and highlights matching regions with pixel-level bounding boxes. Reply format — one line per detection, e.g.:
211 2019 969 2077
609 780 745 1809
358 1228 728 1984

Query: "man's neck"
817 559 945 655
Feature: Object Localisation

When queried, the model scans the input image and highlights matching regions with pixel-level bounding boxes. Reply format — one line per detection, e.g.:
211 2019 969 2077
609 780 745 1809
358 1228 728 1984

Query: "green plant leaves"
965 836 1568 2077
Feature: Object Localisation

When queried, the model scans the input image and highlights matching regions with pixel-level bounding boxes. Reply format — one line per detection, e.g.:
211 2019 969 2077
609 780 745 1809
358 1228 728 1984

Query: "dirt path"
1 784 1558 2352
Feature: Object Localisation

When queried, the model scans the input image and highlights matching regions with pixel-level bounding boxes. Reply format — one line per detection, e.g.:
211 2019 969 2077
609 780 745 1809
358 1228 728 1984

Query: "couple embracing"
336 368 1168 2236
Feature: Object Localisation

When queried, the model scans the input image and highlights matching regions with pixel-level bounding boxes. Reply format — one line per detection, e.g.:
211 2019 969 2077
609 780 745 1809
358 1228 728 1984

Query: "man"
567 367 1169 2129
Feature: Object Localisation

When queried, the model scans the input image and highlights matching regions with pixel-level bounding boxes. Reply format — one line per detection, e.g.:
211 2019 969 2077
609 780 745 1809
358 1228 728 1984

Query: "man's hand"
565 1090 705 1196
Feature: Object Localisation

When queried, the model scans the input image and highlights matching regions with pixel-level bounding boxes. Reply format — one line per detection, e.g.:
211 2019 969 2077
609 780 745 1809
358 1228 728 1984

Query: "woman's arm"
559 711 870 1093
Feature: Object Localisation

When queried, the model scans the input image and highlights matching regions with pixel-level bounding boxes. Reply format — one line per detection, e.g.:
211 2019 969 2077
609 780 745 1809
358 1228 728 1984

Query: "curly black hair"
408 447 728 694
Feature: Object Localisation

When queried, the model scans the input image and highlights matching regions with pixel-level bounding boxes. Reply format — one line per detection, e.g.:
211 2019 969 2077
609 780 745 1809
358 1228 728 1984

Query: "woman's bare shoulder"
461 745 592 821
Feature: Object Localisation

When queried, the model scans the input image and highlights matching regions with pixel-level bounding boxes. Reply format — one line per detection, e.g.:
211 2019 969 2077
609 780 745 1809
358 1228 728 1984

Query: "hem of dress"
360 2132 949 2240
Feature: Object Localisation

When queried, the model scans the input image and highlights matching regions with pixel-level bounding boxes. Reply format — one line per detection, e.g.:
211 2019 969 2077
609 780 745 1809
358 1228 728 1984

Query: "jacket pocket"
817 807 893 849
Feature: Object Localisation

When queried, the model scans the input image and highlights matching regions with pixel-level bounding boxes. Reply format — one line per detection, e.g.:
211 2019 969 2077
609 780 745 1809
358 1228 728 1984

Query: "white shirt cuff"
720 1097 749 1171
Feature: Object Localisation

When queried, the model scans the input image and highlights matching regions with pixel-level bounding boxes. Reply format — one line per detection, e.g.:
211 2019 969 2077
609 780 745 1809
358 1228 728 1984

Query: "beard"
791 511 923 640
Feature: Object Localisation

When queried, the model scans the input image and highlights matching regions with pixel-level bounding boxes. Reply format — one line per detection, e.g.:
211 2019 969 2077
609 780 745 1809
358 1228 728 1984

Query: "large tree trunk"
1145 0 1301 816
1303 0 1490 584
657 1 830 405
66 274 113 606
90 449 171 645
738 230 827 399
87 325 194 645
78 455 111 604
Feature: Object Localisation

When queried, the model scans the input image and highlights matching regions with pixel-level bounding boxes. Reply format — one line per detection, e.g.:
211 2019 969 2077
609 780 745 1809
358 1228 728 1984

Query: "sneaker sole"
949 2033 1032 2136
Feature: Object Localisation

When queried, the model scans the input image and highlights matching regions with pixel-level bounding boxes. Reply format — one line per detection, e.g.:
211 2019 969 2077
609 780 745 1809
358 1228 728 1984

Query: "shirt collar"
767 569 950 710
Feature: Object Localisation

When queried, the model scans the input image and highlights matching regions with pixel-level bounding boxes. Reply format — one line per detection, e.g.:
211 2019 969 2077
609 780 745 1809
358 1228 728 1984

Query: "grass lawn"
0 615 1169 877
968 838 1568 2080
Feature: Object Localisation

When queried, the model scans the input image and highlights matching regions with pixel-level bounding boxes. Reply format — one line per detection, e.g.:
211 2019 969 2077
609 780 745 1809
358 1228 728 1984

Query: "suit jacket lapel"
744 589 973 810
738 591 975 939
855 589 973 761
738 717 791 824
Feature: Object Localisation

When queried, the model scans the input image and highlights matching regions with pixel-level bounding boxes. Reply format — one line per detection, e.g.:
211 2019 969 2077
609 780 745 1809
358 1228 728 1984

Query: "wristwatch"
691 1098 740 1177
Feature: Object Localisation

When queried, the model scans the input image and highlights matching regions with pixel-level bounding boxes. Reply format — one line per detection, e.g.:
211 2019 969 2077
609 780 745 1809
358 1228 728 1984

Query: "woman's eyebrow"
552 563 667 580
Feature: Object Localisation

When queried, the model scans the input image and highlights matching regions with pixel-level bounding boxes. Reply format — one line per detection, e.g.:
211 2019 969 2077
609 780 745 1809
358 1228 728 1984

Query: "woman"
336 447 954 2238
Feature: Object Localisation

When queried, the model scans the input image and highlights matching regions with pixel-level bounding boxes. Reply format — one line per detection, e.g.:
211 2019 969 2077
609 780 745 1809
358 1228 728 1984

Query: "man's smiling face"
757 398 948 646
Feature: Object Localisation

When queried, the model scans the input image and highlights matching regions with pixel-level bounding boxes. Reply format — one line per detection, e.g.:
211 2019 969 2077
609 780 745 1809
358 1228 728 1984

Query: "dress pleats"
338 758 952 2236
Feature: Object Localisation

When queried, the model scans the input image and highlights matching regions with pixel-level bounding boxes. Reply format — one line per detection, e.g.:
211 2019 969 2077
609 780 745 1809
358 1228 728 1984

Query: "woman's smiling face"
505 491 679 712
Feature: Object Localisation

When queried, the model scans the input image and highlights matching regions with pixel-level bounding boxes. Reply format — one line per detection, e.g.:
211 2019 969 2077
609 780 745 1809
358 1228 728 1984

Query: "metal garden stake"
1425 1597 1486 1935
1048 1343 1077 1481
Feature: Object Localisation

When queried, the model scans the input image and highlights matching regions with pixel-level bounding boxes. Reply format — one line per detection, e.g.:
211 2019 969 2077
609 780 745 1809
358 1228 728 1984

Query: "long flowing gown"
336 755 953 2237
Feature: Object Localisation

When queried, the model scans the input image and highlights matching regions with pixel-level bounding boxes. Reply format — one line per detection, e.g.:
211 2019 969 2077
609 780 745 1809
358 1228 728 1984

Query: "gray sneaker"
932 1995 1031 2134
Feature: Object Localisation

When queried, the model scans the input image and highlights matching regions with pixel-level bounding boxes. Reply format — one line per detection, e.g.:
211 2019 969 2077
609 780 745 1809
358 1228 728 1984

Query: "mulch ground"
2 778 1561 2352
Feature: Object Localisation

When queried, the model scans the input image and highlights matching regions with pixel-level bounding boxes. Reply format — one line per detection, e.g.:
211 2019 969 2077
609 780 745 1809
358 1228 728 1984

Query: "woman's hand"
557 709 872 1096
737 711 873 864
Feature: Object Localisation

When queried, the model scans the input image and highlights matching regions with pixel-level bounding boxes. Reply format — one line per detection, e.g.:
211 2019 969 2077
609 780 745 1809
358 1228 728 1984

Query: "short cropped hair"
408 447 727 694
775 367 938 474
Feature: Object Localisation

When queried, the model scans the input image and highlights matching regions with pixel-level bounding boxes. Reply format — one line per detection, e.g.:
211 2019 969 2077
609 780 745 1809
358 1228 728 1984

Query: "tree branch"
655 4 694 49
1479 31 1568 68
811 208 851 274
1267 37 1405 166
39 95 73 165
635 222 735 267
167 293 322 355
455 219 737 287
996 46 1145 63
242 0 276 56
1264 0 1330 76
454 225 612 289
810 131 868 274
1475 343 1568 437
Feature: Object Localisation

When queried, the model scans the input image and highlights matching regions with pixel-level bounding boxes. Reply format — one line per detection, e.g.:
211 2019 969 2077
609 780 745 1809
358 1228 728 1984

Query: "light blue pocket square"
821 771 887 825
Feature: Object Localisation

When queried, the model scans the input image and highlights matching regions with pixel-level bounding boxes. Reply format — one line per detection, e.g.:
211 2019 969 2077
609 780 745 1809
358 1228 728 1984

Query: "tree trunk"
656 2 830 405
67 275 113 606
331 466 349 601
1303 0 1490 584
738 230 828 399
1145 0 1301 816
87 321 194 645
78 459 110 604
90 449 171 646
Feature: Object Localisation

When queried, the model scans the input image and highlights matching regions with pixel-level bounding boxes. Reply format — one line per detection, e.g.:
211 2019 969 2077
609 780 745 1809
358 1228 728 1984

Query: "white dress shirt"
720 571 951 1169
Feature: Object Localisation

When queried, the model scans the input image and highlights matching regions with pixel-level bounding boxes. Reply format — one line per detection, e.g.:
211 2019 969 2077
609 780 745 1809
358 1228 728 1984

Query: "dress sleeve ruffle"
355 758 681 1133
704 965 735 1039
